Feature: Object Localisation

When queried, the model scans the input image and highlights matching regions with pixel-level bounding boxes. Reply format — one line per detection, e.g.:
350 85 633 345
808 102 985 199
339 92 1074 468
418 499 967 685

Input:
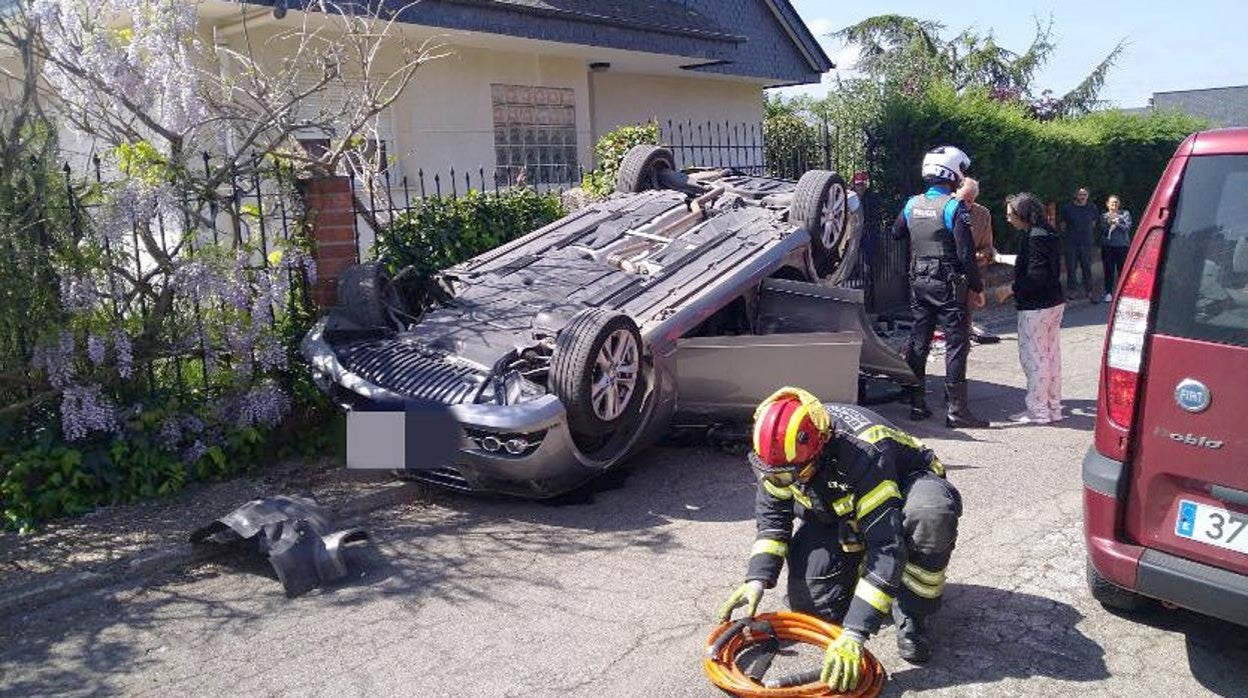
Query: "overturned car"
302 146 917 497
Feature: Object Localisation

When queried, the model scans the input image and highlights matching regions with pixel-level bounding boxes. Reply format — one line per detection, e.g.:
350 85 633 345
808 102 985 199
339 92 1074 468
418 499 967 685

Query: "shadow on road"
1101 604 1248 697
884 583 1108 694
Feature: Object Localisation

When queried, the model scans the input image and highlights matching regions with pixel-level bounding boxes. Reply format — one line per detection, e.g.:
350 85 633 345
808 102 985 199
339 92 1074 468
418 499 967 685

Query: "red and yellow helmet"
751 387 832 471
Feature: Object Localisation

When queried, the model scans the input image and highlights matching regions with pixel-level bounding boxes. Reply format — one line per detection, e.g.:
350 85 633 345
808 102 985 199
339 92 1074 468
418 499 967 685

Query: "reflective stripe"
902 572 945 599
928 456 946 477
859 425 926 451
763 481 792 500
904 562 946 586
855 480 901 520
852 578 894 614
752 411 765 456
783 403 811 463
751 539 788 558
789 486 813 509
831 494 855 516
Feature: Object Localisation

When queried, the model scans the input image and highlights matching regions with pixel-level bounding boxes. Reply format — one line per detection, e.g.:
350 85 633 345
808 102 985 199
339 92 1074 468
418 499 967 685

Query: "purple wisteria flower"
86 333 107 366
157 416 182 452
60 383 119 441
182 439 208 464
113 328 133 378
60 273 100 313
32 332 77 388
235 382 290 429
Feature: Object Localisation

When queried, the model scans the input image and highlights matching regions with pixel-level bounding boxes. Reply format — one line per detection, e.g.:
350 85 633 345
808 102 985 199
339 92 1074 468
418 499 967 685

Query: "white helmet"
921 145 971 185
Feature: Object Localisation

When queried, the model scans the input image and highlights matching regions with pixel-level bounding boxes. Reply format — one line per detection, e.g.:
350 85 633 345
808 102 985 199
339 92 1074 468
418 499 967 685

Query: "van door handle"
1211 485 1248 509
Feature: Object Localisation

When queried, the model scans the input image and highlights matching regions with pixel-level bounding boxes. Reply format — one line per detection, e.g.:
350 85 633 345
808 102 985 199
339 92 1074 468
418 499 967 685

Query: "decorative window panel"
491 84 578 185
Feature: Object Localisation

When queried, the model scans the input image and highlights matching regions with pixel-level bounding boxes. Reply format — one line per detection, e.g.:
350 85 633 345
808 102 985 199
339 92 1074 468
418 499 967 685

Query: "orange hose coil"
702 611 886 698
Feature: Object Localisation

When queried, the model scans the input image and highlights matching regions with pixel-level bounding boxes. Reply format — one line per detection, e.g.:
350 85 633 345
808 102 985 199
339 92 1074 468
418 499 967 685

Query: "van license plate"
1175 500 1248 556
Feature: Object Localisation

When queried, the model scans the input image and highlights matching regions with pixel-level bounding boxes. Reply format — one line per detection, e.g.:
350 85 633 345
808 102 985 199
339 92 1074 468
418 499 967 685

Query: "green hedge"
372 187 564 291
872 85 1207 252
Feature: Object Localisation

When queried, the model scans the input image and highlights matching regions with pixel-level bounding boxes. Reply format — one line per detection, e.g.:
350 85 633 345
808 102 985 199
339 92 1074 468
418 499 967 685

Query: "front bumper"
303 319 604 498
1082 447 1248 627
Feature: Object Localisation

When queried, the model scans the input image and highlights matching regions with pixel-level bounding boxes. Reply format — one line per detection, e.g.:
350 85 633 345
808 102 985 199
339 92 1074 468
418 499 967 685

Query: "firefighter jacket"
744 404 946 638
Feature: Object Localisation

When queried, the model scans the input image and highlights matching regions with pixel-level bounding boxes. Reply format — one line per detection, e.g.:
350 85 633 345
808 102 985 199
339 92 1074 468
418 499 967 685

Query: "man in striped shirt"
717 389 962 690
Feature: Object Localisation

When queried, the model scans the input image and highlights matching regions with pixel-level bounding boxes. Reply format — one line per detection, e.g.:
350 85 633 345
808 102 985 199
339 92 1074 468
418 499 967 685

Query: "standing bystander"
1099 195 1133 302
852 171 884 270
1006 193 1066 424
954 177 1001 344
1058 187 1100 302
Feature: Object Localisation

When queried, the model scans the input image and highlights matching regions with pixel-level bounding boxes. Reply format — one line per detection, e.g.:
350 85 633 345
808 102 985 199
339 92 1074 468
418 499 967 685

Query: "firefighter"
716 388 962 692
894 145 988 428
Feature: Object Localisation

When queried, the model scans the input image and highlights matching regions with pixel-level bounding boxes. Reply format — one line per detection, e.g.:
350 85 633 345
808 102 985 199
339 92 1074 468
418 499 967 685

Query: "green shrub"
581 122 661 198
763 112 823 178
871 84 1207 252
372 187 564 291
1 388 332 533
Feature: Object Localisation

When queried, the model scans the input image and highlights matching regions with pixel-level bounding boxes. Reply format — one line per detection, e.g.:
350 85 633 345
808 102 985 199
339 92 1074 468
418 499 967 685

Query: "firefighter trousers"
786 472 962 623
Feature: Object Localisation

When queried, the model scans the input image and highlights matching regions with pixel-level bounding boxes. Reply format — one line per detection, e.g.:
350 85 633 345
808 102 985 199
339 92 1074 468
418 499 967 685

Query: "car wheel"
336 262 402 329
1086 558 1149 612
615 145 675 194
790 170 848 277
550 308 646 443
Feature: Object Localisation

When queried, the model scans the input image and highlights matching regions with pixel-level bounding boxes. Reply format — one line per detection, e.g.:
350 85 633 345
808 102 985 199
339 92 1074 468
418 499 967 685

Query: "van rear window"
1154 155 1248 347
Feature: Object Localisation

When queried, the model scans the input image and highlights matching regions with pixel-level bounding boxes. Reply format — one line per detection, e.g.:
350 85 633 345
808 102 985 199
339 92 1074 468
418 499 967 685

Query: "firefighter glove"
716 580 765 622
821 630 865 693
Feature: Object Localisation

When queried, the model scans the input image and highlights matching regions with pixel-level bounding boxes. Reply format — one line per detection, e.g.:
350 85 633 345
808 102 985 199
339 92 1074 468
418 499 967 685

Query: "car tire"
336 262 401 329
550 308 646 442
790 170 848 277
615 145 675 194
1086 558 1149 612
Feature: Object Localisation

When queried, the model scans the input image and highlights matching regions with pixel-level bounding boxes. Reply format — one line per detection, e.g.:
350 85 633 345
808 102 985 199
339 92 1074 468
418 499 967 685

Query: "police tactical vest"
906 194 959 260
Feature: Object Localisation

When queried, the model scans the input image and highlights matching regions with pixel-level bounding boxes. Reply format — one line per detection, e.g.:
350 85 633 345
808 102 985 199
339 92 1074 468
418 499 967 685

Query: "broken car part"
190 496 369 597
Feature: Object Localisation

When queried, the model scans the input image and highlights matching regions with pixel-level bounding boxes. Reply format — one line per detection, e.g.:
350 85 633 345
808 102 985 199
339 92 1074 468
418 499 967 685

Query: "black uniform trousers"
905 259 972 390
786 472 962 622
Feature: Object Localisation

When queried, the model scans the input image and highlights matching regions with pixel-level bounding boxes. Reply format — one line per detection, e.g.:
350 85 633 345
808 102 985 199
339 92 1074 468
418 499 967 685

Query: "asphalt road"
3 302 1247 697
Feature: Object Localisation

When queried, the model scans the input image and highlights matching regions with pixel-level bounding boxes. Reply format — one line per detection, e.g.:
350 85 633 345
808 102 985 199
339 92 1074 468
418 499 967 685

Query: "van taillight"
1105 228 1165 428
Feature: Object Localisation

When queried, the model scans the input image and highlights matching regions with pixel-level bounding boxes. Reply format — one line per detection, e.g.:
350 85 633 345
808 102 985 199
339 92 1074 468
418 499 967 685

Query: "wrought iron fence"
342 116 911 316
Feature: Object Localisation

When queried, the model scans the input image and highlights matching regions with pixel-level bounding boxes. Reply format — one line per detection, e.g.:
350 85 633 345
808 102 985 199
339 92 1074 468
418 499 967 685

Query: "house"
1126 84 1248 127
199 0 831 185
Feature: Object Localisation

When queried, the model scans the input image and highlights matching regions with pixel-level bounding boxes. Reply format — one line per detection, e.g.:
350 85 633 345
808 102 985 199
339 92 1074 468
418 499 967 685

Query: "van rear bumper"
1136 549 1248 627
1083 447 1248 627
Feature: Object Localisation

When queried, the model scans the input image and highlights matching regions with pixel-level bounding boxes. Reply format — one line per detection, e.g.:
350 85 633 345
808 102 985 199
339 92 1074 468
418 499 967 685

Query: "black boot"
910 387 932 421
906 355 931 421
894 607 932 665
945 381 988 429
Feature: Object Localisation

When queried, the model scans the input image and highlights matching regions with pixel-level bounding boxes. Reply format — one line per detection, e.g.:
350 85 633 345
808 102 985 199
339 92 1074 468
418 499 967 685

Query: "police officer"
717 388 962 691
893 145 988 428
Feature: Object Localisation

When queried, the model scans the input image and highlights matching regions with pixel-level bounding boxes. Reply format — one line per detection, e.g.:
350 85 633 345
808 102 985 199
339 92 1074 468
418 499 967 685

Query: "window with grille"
491 84 578 186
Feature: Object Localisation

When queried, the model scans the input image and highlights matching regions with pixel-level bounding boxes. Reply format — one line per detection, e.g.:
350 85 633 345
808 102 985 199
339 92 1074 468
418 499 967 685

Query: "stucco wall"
387 44 592 187
588 71 763 158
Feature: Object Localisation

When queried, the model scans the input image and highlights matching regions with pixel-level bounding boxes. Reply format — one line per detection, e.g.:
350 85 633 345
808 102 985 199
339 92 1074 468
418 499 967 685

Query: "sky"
777 0 1247 108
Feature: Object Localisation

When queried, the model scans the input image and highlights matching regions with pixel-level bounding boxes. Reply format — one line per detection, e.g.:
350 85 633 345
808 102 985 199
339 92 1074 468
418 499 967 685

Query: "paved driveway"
3 302 1246 697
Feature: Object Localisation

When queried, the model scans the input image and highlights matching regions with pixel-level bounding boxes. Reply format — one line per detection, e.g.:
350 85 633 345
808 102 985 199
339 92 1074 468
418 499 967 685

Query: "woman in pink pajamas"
1005 193 1066 424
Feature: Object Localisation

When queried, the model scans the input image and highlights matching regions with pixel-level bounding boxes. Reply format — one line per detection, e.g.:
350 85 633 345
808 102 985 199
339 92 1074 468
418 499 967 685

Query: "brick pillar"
300 176 358 308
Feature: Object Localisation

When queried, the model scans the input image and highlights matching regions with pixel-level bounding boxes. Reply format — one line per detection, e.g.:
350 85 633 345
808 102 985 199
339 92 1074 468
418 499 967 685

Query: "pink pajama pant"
1017 304 1064 419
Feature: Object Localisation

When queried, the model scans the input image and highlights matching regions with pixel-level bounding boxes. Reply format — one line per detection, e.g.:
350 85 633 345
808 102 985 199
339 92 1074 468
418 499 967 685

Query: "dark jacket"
745 405 945 638
1013 226 1065 311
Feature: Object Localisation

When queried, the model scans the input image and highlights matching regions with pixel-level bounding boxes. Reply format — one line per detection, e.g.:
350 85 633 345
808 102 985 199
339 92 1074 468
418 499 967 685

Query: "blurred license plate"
346 402 459 471
1175 500 1248 556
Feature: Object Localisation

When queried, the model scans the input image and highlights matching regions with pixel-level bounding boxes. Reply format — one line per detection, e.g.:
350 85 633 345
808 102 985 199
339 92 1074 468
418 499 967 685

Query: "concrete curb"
0 481 422 617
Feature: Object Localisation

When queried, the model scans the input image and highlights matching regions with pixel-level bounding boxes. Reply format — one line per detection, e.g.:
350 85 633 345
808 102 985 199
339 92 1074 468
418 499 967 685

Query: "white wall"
385 44 592 190
587 71 764 161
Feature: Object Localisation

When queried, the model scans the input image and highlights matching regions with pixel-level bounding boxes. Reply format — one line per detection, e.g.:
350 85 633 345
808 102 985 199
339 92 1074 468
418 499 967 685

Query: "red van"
1084 128 1248 625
